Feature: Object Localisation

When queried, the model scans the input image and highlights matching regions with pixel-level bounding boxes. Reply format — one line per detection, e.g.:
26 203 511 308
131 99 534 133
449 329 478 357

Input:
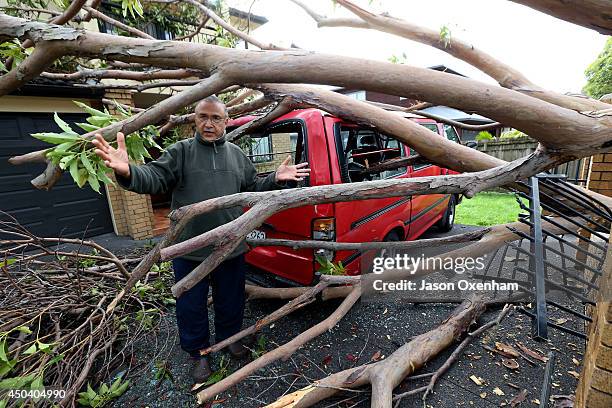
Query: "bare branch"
182 0 289 50
246 228 489 251
40 68 201 81
83 6 156 39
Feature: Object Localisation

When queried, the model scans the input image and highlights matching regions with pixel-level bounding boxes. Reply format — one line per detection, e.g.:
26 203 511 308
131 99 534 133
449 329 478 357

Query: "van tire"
380 230 402 259
436 195 456 232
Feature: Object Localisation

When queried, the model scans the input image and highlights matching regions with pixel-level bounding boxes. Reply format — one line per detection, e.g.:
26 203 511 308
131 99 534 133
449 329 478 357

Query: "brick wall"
103 90 155 240
253 133 293 173
587 153 612 197
576 235 612 407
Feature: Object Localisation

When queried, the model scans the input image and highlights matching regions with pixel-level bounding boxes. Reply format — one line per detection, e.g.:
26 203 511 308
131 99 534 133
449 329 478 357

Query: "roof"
229 7 268 25
428 65 466 77
420 105 495 124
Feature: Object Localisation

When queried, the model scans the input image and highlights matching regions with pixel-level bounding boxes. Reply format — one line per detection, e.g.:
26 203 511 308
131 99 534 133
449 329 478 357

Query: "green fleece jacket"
116 133 284 260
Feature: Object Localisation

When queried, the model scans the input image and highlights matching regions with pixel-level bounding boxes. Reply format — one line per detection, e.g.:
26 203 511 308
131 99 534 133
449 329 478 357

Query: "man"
92 96 310 383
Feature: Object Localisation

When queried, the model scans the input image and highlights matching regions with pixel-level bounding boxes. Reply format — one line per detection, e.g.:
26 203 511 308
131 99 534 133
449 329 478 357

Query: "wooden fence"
474 137 590 185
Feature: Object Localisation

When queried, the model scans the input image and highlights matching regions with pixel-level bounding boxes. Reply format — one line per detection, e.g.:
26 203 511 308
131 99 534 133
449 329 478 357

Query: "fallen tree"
1 0 611 406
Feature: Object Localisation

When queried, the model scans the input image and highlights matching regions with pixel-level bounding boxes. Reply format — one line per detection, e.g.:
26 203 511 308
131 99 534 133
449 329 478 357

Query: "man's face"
194 101 228 141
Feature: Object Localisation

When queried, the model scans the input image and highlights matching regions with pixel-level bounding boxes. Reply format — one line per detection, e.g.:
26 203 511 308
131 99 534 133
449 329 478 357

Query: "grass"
455 192 527 226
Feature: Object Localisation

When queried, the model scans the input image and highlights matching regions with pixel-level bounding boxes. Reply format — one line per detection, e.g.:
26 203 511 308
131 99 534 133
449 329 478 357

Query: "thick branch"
266 296 486 408
0 41 65 97
292 0 608 112
19 0 87 50
510 0 612 35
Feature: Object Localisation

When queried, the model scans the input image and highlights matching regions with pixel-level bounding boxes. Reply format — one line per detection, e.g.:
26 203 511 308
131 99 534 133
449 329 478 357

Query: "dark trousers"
172 255 246 357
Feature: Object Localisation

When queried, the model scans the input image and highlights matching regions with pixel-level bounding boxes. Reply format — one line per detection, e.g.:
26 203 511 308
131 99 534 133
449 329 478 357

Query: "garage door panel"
1 112 114 240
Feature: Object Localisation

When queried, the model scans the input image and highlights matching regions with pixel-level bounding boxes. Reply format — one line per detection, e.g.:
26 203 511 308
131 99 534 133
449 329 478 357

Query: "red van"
229 108 461 286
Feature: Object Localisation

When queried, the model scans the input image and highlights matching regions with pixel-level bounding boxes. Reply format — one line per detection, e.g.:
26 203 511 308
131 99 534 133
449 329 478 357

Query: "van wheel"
380 230 402 259
436 195 456 232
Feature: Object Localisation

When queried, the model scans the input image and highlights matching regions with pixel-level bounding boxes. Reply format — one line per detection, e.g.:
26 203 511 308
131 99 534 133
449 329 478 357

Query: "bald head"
195 95 228 116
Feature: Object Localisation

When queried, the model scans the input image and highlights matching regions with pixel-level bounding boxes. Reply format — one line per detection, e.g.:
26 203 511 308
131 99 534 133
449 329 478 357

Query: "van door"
331 121 411 275
406 122 449 239
243 115 333 285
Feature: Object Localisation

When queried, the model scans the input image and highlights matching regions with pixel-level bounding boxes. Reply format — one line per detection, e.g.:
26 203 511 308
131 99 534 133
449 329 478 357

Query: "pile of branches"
0 211 174 406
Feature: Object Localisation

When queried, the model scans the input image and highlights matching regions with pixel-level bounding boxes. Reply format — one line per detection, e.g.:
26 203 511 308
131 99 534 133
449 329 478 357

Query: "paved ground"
100 225 588 408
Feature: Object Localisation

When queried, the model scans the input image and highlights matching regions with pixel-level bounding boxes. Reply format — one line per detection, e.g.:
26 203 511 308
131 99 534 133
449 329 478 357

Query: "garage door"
0 112 114 239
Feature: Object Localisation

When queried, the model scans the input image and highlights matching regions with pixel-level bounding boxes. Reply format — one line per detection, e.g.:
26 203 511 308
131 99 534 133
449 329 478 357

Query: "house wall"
587 153 612 197
103 89 155 240
575 235 612 408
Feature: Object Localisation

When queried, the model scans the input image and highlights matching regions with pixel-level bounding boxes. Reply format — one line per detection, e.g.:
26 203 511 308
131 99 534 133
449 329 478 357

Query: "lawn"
455 192 526 226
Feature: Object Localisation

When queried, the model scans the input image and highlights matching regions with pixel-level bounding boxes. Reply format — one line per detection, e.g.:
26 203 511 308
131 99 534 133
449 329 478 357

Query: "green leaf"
0 359 16 378
0 374 35 389
73 101 112 119
69 159 80 186
86 116 113 127
81 152 96 175
59 154 76 170
97 168 115 187
48 353 64 365
88 174 101 193
32 132 80 145
37 341 54 353
30 376 43 390
99 383 109 395
0 341 7 363
22 344 37 355
53 113 78 135
77 168 88 188
86 383 96 399
76 122 100 132
0 258 16 268
55 141 77 153
113 380 130 396
0 398 7 408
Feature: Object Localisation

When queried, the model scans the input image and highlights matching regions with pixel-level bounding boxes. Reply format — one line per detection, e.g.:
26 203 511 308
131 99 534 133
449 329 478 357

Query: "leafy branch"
33 101 162 193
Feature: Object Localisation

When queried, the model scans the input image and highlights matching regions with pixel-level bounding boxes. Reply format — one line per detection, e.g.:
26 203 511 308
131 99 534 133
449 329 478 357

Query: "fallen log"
266 295 486 408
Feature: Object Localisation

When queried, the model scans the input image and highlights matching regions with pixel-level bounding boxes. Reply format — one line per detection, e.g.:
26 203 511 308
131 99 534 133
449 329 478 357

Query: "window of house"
249 135 273 163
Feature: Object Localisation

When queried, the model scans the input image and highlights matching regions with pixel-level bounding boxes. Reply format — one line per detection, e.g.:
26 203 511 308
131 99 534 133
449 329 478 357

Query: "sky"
225 0 608 94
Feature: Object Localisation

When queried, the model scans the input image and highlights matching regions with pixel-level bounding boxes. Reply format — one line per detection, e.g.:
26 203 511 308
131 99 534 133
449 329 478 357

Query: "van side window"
443 124 460 143
336 125 406 183
412 123 439 171
240 121 308 185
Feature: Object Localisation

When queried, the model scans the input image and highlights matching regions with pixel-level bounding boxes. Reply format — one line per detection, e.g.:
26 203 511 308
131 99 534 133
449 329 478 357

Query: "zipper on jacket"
213 143 217 169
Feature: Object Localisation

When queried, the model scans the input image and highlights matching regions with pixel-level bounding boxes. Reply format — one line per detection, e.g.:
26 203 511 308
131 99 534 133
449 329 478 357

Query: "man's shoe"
227 341 248 358
190 356 212 384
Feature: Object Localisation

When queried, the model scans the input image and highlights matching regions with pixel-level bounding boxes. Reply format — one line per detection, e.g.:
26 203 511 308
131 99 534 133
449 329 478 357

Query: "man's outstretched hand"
92 132 130 178
275 155 311 182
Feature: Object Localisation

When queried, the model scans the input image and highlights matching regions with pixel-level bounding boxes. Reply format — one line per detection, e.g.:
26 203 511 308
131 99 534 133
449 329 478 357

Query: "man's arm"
242 156 285 192
93 132 181 195
241 154 310 192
